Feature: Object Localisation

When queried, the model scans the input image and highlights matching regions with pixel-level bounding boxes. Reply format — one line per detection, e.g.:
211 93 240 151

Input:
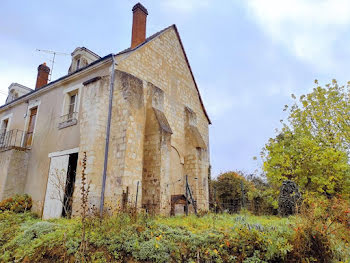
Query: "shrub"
288 197 350 262
211 171 278 215
0 211 349 262
211 171 249 213
0 194 32 213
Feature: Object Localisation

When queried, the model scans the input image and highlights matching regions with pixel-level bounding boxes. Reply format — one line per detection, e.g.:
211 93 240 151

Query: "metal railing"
58 112 78 129
0 129 28 150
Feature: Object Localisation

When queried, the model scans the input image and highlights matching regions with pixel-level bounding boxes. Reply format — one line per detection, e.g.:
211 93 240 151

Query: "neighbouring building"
0 3 211 218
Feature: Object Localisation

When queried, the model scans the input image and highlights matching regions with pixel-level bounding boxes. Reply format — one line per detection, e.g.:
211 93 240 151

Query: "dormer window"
5 83 32 104
68 47 101 74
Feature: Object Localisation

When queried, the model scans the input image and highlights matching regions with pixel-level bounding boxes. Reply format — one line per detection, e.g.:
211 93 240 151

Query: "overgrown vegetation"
211 171 277 215
0 205 349 262
0 194 32 213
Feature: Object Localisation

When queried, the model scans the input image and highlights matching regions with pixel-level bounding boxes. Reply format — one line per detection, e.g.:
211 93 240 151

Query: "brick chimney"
35 63 50 90
131 3 148 49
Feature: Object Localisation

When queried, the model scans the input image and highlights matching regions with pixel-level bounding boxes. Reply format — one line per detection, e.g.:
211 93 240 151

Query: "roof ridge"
73 46 101 58
115 24 211 124
9 83 32 91
116 24 175 56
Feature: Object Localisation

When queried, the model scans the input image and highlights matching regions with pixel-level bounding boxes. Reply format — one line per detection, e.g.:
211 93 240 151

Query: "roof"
8 83 32 92
1 25 211 124
0 54 113 110
117 24 211 124
71 46 101 59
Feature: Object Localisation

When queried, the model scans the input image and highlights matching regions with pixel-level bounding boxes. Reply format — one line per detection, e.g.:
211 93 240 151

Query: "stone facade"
117 26 210 211
0 21 210 217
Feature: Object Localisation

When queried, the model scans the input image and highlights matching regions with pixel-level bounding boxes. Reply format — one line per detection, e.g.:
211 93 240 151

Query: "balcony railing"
0 129 28 150
58 112 78 129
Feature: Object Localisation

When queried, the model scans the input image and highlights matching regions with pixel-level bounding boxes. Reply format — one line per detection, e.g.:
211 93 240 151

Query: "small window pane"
68 94 76 118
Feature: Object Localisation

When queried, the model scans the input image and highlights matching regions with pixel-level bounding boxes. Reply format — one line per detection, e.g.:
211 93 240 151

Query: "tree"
262 80 350 198
211 171 277 214
211 171 247 213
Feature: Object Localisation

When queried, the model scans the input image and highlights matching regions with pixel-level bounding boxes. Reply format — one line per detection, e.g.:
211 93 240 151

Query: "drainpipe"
100 55 116 217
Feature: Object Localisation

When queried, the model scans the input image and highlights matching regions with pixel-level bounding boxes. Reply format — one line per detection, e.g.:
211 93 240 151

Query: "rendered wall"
0 63 110 214
0 148 28 200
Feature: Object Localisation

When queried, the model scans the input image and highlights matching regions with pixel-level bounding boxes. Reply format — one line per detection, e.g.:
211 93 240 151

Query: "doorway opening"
61 152 78 218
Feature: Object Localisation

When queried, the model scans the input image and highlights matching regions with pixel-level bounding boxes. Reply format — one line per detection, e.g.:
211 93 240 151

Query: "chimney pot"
131 3 148 49
35 63 50 90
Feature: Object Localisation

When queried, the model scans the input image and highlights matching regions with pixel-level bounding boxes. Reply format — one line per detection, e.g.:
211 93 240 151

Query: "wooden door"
26 107 37 147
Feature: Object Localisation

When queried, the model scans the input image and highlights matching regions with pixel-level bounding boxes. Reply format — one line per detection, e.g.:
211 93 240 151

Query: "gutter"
99 55 116 217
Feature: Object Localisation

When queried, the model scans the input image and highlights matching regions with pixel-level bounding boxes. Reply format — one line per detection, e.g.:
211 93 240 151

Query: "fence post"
241 180 245 209
185 175 189 216
214 187 217 213
135 181 139 209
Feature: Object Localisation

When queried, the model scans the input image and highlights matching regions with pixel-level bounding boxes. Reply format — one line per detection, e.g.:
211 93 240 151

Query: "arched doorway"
169 146 184 196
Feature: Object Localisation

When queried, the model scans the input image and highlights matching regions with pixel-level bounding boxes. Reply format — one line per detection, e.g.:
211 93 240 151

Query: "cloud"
244 0 350 71
161 0 210 13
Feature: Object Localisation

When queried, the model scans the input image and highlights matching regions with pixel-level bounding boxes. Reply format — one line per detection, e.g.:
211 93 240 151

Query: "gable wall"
117 27 209 163
117 27 210 209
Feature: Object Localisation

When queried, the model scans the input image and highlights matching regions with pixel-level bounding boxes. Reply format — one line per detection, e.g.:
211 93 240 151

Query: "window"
58 88 79 129
0 119 9 144
68 94 76 119
26 107 37 147
76 59 80 70
1 118 8 133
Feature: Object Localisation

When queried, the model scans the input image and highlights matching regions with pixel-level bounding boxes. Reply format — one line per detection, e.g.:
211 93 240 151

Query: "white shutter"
42 155 69 219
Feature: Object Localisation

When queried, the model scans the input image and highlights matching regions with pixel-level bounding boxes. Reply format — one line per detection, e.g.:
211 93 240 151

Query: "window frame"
68 94 77 119
0 113 13 134
58 85 81 129
0 118 9 145
23 100 41 148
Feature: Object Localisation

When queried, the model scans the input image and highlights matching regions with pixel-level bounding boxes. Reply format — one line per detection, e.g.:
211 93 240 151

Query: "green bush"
0 194 32 213
211 172 278 215
0 211 349 262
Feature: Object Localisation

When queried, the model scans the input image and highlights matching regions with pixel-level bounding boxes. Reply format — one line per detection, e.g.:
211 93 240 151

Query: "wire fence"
92 178 276 217
208 193 278 215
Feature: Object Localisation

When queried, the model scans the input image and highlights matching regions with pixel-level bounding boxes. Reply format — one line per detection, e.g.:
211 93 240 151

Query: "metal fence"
0 129 28 150
58 112 78 129
209 198 278 215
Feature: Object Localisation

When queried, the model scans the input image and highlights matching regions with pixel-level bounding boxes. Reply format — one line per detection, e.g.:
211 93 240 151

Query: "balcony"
0 129 28 151
58 112 78 129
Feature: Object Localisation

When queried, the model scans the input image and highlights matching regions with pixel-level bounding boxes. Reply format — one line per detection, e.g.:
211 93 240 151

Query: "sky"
1 0 350 177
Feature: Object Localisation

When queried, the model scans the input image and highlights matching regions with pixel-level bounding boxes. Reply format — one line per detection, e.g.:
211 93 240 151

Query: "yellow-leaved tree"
262 79 350 200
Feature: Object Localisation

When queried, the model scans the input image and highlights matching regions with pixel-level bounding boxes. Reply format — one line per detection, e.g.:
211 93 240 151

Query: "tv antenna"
36 49 70 81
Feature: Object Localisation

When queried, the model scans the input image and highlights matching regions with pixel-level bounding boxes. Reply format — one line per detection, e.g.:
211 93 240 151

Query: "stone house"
0 3 211 218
